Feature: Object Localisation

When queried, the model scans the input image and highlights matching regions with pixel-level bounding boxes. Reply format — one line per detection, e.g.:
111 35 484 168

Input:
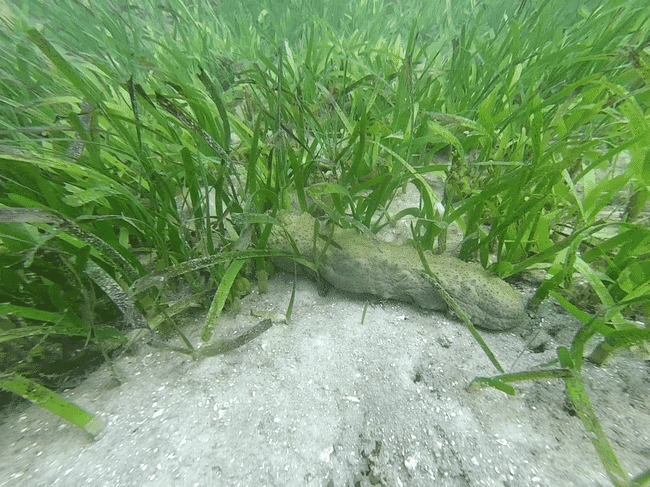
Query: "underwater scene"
0 0 649 485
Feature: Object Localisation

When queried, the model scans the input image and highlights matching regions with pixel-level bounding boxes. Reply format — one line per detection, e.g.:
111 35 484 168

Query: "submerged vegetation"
0 0 649 483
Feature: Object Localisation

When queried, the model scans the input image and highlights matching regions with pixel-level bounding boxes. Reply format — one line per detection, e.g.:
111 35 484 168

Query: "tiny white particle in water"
320 446 334 462
152 409 164 418
405 457 417 470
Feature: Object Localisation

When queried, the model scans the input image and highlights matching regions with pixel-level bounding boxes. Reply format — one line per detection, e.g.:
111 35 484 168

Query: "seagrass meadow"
0 0 649 485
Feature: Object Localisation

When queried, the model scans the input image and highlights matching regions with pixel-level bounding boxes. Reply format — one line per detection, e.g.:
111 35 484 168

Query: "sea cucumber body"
269 212 525 331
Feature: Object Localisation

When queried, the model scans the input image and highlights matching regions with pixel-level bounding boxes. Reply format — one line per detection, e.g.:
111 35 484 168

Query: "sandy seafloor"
0 269 648 487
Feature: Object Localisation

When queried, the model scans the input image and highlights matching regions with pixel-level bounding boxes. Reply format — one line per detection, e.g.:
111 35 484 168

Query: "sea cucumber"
268 212 525 331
